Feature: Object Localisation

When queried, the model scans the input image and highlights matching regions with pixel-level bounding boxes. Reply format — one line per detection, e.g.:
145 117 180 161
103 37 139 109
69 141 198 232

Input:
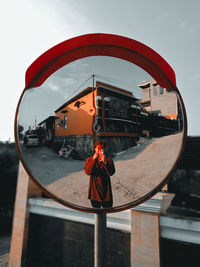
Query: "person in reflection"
84 140 115 208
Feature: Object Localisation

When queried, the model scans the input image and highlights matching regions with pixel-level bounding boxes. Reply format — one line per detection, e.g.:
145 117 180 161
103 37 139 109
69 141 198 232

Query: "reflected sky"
18 56 151 133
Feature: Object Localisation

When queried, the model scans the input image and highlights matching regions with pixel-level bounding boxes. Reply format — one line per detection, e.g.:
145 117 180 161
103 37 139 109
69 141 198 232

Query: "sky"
1 0 200 141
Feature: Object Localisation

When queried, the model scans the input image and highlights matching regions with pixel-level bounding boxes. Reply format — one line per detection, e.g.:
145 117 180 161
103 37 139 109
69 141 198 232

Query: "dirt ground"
21 132 184 208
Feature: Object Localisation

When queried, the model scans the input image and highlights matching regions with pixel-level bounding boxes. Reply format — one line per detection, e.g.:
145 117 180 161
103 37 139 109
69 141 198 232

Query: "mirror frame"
14 33 187 213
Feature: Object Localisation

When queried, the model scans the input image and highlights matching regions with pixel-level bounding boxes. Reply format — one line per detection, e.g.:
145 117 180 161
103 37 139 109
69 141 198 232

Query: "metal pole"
94 213 107 267
92 74 95 89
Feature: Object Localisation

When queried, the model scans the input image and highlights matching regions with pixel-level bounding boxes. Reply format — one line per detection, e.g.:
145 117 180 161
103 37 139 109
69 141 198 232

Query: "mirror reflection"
17 56 184 209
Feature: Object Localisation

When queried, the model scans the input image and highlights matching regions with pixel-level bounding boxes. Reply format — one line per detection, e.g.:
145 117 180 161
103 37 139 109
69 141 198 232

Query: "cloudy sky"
1 0 200 141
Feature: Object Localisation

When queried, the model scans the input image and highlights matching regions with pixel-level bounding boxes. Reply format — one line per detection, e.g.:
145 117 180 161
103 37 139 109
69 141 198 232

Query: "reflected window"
154 85 157 96
57 118 62 128
159 86 163 94
64 116 68 129
109 99 127 119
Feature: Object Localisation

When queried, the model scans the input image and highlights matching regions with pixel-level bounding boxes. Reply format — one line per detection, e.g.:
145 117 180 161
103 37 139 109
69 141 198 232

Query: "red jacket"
84 157 115 203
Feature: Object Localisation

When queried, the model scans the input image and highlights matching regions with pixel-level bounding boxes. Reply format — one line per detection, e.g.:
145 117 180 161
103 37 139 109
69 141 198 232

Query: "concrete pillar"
9 163 41 267
131 193 174 267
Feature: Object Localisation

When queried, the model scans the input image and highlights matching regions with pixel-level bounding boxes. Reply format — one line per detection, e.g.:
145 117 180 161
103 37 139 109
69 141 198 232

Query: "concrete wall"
9 188 200 267
26 213 130 267
25 197 200 267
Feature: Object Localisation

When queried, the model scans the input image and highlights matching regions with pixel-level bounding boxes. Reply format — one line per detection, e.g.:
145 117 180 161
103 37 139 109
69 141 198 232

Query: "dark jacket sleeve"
103 158 115 176
84 157 96 175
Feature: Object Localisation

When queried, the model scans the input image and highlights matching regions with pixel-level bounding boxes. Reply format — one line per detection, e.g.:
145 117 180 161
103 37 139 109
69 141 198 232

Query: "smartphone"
98 148 103 156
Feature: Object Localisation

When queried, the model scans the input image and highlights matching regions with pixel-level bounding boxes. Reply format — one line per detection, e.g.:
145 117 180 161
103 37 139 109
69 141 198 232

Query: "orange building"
54 81 148 158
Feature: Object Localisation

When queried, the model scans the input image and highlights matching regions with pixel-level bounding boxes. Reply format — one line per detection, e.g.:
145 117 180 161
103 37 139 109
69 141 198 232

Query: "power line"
64 73 142 102
95 74 137 88
65 74 93 101
94 74 141 97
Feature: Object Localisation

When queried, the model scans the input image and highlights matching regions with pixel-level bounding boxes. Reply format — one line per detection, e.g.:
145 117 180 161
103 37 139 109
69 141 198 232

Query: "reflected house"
54 80 149 158
38 116 55 145
138 79 182 136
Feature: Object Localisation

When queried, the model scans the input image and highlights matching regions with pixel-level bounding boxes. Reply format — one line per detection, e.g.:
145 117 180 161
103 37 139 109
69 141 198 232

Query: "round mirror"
15 34 187 212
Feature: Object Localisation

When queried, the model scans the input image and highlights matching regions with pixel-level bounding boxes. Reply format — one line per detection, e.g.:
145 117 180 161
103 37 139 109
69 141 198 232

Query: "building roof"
140 99 151 104
38 116 55 125
137 79 159 89
137 80 151 89
55 86 93 113
95 81 134 97
55 81 137 113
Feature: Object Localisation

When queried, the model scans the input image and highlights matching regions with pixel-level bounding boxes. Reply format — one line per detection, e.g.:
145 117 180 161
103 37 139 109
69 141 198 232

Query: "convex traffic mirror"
15 34 187 213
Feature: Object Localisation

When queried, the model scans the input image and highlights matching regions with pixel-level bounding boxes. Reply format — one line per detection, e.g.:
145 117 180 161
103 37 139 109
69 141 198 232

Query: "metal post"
94 213 107 267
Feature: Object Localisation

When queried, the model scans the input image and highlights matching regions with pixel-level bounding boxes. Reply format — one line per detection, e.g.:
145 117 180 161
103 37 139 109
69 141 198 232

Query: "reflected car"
23 134 39 147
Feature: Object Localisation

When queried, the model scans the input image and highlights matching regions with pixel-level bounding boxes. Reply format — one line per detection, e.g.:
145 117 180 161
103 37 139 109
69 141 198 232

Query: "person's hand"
93 151 99 160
